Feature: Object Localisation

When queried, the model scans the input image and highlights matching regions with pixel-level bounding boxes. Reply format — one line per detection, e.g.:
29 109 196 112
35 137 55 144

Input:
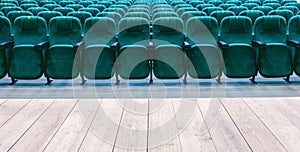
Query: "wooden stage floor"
0 98 299 151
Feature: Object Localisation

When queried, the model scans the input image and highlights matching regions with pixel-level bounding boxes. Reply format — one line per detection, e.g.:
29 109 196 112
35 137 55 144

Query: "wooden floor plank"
79 99 125 152
8 99 77 152
245 98 300 151
148 99 182 152
113 99 148 152
0 99 7 105
175 98 216 152
0 99 53 151
222 98 286 152
43 99 100 152
0 99 30 127
272 98 300 130
198 98 251 152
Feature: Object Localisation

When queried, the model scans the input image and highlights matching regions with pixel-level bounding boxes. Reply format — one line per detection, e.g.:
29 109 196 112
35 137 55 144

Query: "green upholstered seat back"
13 16 47 45
152 17 184 46
288 15 300 41
186 16 218 45
0 16 11 43
118 17 150 46
254 16 287 43
49 16 81 46
220 16 252 44
83 17 116 46
239 10 264 23
210 10 235 24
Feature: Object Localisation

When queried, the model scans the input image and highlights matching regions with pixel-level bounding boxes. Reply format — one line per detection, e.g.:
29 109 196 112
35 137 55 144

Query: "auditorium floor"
0 98 299 151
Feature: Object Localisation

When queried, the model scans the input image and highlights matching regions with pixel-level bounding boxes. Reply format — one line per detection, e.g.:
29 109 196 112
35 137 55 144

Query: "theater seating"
253 16 293 82
8 16 47 84
81 17 117 83
0 0 299 85
219 16 257 82
46 16 82 85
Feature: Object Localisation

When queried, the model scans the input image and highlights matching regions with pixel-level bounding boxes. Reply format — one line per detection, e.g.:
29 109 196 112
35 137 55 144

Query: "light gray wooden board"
245 98 300 151
148 99 182 152
43 99 100 152
79 99 125 151
198 98 252 152
113 99 148 152
175 98 216 152
0 99 53 151
0 99 7 105
0 99 30 127
272 98 300 130
8 99 77 152
222 98 286 152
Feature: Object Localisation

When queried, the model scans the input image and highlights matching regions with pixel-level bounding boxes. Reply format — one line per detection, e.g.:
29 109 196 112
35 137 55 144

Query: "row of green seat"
1 14 300 85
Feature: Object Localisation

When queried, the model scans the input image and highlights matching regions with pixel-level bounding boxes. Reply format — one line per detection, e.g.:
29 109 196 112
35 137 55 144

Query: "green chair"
65 4 84 11
0 16 13 80
8 16 48 84
253 6 273 15
253 16 293 82
263 3 281 9
39 0 56 7
0 3 16 9
202 6 223 15
245 0 261 5
20 3 38 10
239 10 265 23
208 0 223 6
278 6 299 14
219 16 257 82
96 12 122 24
181 11 207 23
176 7 197 17
20 0 37 5
37 11 63 25
281 0 297 6
219 4 236 10
7 10 33 26
109 4 128 12
67 11 92 28
88 4 106 12
46 16 82 84
117 17 151 81
81 17 118 84
97 1 112 8
1 0 19 6
124 12 150 20
59 1 75 7
196 4 214 11
128 8 150 14
185 16 221 82
228 6 248 15
268 10 294 23
53 7 74 16
43 4 61 11
152 17 186 80
210 10 235 25
78 1 93 7
152 12 178 20
287 15 300 76
190 1 205 7
242 3 259 10
103 8 125 17
0 6 23 16
79 8 99 16
28 7 48 15
226 0 242 6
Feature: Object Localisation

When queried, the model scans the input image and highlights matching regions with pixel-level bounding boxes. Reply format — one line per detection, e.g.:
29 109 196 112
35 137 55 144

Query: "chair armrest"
252 40 266 49
286 40 300 48
183 41 191 49
73 42 84 50
217 41 229 49
34 41 49 50
150 32 153 39
0 41 14 50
